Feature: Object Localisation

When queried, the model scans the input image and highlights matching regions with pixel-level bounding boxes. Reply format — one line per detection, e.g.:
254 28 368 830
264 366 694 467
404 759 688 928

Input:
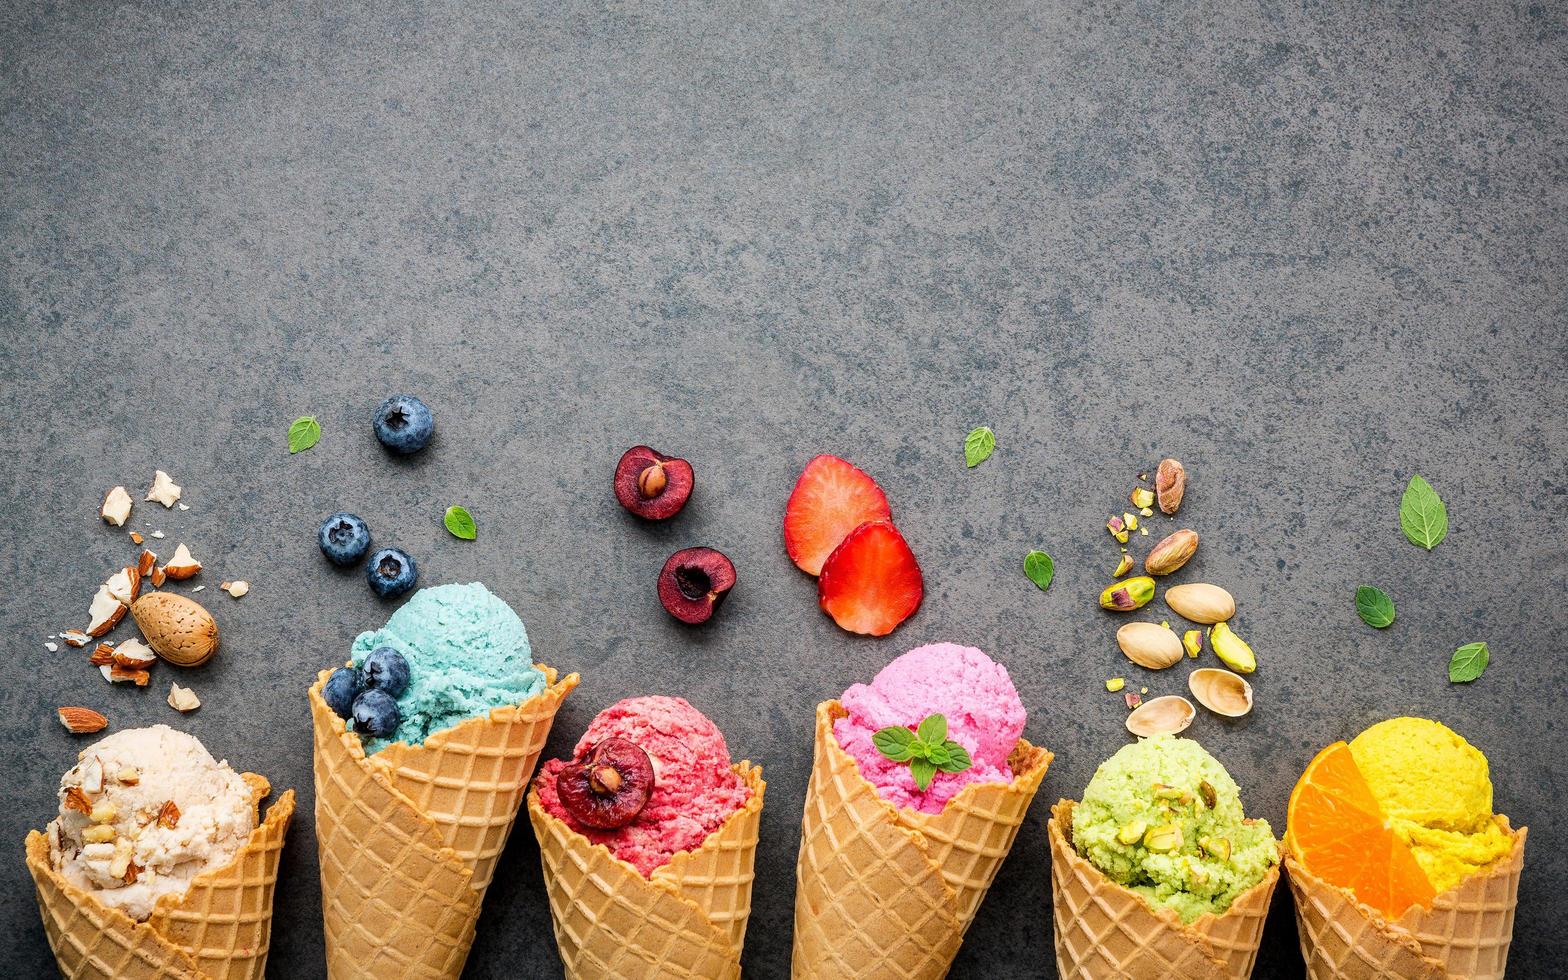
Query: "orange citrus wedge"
1287 740 1437 918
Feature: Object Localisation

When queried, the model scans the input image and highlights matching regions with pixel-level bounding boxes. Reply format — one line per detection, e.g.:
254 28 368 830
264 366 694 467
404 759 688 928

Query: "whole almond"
1165 583 1236 624
1144 529 1199 576
1116 622 1185 669
1156 458 1186 514
130 592 219 667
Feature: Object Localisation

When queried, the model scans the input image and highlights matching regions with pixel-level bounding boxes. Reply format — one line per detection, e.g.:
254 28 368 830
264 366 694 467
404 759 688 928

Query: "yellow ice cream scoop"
1348 717 1513 892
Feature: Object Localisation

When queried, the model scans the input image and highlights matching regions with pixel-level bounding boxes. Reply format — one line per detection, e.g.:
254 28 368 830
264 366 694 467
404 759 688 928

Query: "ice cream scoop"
1346 717 1513 894
1071 734 1279 923
832 642 1025 813
536 695 753 876
347 582 545 753
46 725 257 921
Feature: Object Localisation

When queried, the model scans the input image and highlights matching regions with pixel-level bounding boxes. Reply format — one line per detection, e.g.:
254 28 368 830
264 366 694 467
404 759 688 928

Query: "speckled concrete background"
3 1 1564 976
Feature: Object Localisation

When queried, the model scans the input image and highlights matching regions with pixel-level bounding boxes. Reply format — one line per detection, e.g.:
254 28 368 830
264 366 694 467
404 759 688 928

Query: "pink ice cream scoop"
833 643 1026 813
536 695 752 876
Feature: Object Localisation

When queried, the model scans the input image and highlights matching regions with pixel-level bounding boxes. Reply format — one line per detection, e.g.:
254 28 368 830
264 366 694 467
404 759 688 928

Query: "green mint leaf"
925 744 951 766
909 757 938 791
937 741 973 774
1448 642 1489 683
444 505 477 540
287 416 321 454
1355 586 1395 628
1400 475 1448 550
964 426 995 468
1024 550 1054 591
872 726 918 762
916 713 948 746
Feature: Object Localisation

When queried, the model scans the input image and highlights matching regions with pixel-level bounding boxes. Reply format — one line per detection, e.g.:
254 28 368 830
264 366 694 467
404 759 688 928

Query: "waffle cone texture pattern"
526 760 765 980
1048 800 1280 980
792 699 1051 980
1285 819 1526 980
309 664 578 980
25 771 295 980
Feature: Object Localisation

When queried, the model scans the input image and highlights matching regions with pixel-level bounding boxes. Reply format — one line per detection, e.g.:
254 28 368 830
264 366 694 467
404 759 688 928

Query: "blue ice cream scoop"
349 582 545 753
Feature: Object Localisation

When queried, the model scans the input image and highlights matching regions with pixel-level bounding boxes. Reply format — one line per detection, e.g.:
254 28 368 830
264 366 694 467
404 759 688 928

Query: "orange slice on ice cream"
1287 740 1437 918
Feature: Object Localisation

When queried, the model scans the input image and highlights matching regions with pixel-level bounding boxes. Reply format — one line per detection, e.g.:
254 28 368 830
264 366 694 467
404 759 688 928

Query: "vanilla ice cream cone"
26 772 294 980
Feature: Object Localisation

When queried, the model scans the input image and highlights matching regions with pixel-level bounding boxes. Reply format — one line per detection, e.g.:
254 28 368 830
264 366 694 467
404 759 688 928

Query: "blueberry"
318 512 372 566
366 548 418 599
351 689 401 738
373 394 434 455
359 646 411 698
323 667 361 719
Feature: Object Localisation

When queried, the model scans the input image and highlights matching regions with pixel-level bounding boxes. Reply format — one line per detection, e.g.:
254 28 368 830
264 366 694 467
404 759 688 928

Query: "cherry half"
657 547 736 624
556 737 656 830
614 446 694 520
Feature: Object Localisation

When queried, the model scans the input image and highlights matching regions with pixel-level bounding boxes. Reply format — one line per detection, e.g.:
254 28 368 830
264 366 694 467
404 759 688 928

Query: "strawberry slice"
784 455 893 575
817 520 923 636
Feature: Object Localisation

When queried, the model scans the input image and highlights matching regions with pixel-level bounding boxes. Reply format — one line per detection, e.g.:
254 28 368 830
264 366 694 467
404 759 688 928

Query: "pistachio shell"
1125 695 1195 737
130 592 219 667
1188 668 1253 717
1116 622 1184 669
1164 583 1235 624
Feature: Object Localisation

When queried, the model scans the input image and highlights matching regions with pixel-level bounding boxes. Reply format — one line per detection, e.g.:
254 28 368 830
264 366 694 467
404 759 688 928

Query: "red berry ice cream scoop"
554 738 655 830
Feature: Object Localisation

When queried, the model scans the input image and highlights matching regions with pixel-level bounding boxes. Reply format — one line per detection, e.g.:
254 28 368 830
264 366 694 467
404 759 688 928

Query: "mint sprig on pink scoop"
871 713 974 790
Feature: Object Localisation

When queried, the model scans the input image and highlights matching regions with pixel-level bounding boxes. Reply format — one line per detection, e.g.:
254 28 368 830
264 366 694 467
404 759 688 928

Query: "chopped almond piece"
163 544 201 580
129 531 144 545
61 629 90 648
57 707 108 734
100 487 132 527
88 643 116 666
145 471 181 507
105 566 141 606
137 550 157 577
222 580 249 598
167 683 201 713
149 565 167 588
100 665 151 686
111 639 156 670
156 800 180 829
86 585 125 637
124 860 144 884
62 787 92 814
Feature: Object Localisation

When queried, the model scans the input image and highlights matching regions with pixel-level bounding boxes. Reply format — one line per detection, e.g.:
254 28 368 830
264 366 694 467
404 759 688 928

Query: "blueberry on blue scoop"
323 667 361 719
366 548 417 599
373 395 434 455
359 646 411 698
318 513 372 566
351 689 401 738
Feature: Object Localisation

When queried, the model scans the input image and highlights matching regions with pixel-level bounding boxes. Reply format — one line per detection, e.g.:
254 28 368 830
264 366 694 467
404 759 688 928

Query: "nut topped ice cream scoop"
536 695 753 876
46 725 257 921
1071 734 1279 923
832 642 1026 813
325 582 545 753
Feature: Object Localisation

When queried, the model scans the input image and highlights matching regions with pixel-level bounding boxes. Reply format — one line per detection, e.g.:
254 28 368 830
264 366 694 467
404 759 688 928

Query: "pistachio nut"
1117 818 1148 845
1113 553 1134 577
1116 621 1184 669
1199 835 1232 861
1156 457 1186 514
1143 823 1184 853
1209 620 1257 673
1124 695 1194 737
1197 780 1218 809
1123 512 1140 532
1106 677 1125 692
1183 629 1203 658
1107 515 1129 543
1130 486 1155 509
1164 583 1235 624
1145 529 1199 576
1100 576 1156 612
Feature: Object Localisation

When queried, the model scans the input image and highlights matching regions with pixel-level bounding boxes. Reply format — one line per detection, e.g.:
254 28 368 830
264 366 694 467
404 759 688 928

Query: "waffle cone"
1048 800 1279 979
792 699 1051 979
25 771 295 980
1285 819 1526 979
526 761 765 979
309 664 577 980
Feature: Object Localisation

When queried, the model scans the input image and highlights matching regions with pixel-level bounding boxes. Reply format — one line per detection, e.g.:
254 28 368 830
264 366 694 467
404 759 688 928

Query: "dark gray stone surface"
2 1 1564 976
